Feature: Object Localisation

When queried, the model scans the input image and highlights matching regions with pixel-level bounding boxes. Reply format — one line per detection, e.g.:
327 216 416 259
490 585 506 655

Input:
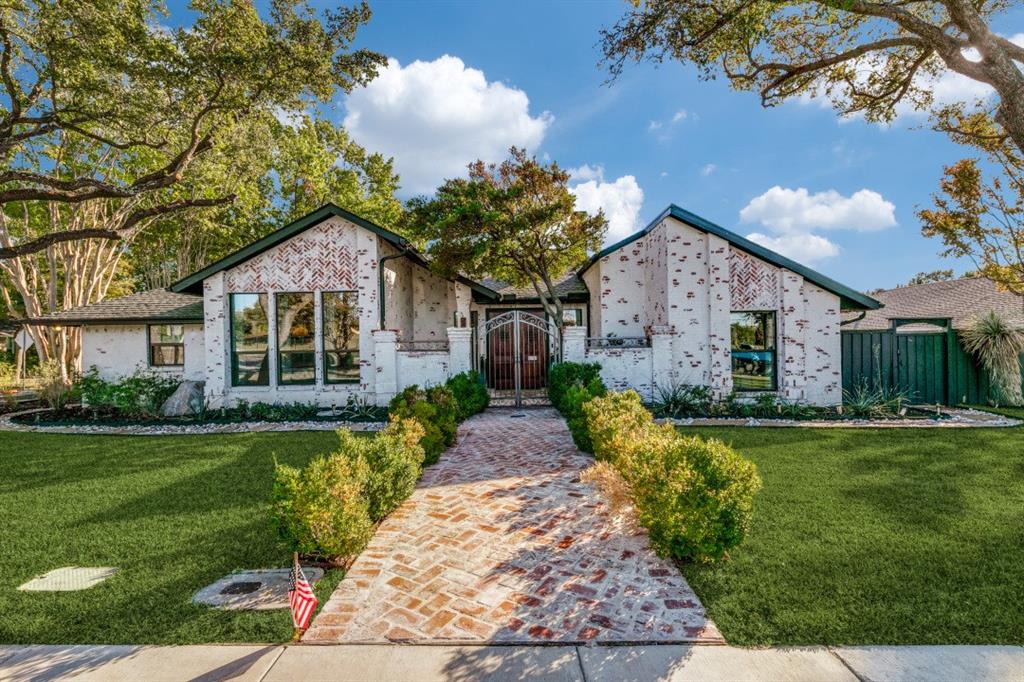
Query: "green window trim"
230 293 270 387
322 291 361 385
730 310 778 392
276 292 316 386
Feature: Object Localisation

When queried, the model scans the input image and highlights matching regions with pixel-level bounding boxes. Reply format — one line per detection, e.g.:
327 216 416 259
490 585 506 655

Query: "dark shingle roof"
29 289 203 326
479 274 589 301
842 277 1024 331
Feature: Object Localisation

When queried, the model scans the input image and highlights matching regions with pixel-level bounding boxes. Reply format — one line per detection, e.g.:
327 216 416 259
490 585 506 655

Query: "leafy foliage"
77 368 178 417
271 418 427 560
388 385 459 465
651 383 713 419
446 371 490 420
37 359 76 409
841 378 913 418
959 310 1024 406
403 148 607 322
584 390 761 563
548 361 603 412
271 450 373 560
561 377 608 454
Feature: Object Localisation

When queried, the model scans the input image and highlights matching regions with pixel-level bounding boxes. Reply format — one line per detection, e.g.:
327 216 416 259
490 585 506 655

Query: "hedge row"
549 362 762 563
270 371 489 561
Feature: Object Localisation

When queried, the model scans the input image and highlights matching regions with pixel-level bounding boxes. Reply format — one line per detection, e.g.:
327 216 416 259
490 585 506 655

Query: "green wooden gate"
842 318 1024 405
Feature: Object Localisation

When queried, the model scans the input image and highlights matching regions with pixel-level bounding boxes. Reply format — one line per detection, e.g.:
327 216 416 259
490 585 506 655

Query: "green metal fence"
841 321 1024 405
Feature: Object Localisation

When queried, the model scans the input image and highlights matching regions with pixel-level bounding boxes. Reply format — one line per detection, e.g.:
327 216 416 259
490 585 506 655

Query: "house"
34 203 880 407
840 276 1024 404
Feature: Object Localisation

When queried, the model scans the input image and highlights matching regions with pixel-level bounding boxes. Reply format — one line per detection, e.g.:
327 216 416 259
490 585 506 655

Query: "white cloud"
647 120 663 132
746 232 841 264
672 109 688 123
343 55 552 194
700 163 717 177
568 166 645 245
739 186 896 234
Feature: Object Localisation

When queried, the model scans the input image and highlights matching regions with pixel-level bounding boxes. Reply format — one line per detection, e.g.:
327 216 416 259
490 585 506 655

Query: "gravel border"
661 406 1020 428
0 408 386 436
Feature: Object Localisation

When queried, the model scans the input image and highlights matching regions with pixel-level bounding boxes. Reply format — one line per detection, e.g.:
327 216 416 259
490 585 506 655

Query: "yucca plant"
960 311 1024 406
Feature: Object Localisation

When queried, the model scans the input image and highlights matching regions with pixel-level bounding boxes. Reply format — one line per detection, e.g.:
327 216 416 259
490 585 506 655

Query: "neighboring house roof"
0 320 20 336
169 203 499 299
27 289 204 326
842 276 1024 331
479 274 589 303
578 204 882 311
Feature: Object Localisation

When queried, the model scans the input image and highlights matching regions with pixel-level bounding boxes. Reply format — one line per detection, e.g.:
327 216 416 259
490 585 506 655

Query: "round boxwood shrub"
446 371 489 420
389 385 459 465
548 361 603 413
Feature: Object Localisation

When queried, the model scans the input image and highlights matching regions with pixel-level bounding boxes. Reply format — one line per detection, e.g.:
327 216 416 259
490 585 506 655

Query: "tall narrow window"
230 294 269 386
149 324 185 366
730 311 776 391
323 291 360 384
277 292 315 385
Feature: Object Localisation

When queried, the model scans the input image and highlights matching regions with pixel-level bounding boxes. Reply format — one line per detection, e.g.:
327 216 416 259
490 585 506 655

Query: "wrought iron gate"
475 310 560 407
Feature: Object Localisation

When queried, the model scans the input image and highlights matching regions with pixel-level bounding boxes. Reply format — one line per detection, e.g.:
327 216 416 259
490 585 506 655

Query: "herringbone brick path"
303 408 723 644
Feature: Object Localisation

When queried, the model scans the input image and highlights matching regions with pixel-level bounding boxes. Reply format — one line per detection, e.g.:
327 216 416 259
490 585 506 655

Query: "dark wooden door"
485 309 550 391
488 320 517 390
519 317 548 389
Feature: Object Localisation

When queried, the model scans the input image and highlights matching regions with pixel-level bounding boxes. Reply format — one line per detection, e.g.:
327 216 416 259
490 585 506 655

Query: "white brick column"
707 234 733 399
203 272 228 408
562 326 586 363
373 329 399 406
779 269 807 401
649 325 674 391
447 327 472 376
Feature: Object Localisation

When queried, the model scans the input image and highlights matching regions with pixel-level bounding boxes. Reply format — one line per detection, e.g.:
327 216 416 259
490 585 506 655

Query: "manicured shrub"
584 390 657 465
626 432 761 563
446 370 489 420
389 385 459 465
337 418 425 522
562 376 606 453
77 367 178 417
583 390 762 563
548 361 603 413
271 451 373 560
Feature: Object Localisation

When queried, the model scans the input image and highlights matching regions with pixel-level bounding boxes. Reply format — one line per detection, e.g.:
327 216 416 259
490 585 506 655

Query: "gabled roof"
170 203 498 299
27 289 203 326
842 276 1024 331
478 274 589 303
578 204 882 311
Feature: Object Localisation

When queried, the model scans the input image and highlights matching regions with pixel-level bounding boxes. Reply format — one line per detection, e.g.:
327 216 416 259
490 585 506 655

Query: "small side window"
149 324 185 367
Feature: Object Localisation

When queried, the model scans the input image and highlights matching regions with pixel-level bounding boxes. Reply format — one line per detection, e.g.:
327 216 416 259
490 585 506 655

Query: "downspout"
378 245 410 331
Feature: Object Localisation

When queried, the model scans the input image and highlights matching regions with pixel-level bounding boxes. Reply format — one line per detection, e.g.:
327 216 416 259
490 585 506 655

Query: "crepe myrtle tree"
0 0 385 260
404 148 607 326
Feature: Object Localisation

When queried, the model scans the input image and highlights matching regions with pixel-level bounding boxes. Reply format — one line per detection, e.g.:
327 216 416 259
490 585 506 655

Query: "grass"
0 430 349 645
676 426 1024 646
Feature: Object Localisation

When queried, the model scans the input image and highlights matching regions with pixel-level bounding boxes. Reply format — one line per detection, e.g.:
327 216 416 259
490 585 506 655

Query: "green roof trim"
578 204 882 311
169 203 498 299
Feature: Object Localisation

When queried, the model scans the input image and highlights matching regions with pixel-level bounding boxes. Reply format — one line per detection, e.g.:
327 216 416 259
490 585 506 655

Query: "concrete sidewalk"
1 643 1021 681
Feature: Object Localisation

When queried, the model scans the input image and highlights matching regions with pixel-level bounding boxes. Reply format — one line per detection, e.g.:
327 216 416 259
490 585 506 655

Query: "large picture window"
148 324 184 366
277 292 315 385
323 291 360 384
730 311 776 391
230 294 269 386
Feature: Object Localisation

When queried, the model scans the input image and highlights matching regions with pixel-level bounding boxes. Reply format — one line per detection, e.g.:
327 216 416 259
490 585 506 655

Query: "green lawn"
0 431 345 645
677 426 1024 646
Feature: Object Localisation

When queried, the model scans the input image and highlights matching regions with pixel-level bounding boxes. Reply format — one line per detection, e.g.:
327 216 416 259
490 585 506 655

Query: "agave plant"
960 311 1024 407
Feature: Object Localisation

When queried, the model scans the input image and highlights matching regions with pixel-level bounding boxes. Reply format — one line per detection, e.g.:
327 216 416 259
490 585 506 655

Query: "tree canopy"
601 1 1024 150
0 0 385 259
403 148 607 324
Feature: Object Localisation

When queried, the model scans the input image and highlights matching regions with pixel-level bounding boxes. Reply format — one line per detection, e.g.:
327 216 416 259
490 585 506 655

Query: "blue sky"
173 1 1023 292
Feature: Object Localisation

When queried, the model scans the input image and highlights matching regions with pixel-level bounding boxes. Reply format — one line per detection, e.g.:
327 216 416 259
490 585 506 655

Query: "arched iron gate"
475 310 560 406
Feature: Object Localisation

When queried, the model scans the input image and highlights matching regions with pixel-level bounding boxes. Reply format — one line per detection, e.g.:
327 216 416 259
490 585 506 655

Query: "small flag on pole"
289 554 318 630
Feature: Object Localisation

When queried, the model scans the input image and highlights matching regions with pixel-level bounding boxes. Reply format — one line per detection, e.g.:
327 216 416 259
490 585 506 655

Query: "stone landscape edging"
0 408 386 436
660 406 1020 429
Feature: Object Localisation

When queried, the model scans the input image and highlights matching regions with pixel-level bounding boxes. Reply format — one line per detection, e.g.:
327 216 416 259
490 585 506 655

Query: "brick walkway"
304 408 723 645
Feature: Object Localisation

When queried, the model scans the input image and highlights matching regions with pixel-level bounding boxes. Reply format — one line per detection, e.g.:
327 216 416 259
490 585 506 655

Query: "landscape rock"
160 380 205 417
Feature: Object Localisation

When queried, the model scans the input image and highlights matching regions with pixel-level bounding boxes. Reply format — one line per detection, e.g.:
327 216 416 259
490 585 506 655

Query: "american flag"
289 559 318 630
